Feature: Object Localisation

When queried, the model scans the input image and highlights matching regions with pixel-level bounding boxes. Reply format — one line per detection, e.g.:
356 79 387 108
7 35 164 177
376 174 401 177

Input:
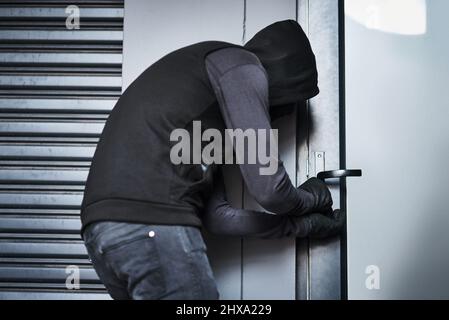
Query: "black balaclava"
244 19 319 107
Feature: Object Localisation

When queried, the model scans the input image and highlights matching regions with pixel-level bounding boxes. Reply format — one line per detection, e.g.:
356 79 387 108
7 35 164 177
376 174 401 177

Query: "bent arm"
202 171 343 239
206 47 327 215
202 170 308 238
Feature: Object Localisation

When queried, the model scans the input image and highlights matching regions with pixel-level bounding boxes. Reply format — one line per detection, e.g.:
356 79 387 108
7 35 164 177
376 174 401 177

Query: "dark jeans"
83 221 219 300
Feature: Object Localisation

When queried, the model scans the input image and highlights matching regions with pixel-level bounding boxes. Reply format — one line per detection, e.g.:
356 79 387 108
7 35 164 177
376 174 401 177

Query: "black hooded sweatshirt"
80 20 321 232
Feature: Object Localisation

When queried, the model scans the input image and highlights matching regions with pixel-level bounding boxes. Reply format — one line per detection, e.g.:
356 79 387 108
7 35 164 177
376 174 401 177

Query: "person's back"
81 41 239 231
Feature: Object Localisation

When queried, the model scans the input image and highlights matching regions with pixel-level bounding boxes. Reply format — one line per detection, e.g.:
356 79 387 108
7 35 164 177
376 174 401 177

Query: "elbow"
202 212 220 235
249 172 298 214
202 205 233 236
203 216 224 236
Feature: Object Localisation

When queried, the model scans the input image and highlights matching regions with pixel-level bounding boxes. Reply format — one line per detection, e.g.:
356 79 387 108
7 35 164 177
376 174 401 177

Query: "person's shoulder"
205 47 262 75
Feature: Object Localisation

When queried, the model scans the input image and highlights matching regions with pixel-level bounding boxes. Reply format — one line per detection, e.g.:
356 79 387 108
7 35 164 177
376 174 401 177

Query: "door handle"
317 169 362 181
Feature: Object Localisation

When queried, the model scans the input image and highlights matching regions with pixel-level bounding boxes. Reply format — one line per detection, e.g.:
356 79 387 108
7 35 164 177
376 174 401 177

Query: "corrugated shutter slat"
0 0 123 299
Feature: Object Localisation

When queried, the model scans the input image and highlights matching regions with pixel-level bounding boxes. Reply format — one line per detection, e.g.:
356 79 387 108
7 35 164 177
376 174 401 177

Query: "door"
345 0 449 299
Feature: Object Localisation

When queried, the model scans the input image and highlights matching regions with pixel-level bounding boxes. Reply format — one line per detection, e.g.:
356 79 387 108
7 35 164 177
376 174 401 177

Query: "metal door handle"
317 169 362 181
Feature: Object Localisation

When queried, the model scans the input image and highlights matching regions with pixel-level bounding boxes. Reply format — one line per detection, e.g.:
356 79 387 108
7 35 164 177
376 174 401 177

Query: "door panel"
295 0 342 300
306 0 342 300
122 0 244 89
345 0 449 299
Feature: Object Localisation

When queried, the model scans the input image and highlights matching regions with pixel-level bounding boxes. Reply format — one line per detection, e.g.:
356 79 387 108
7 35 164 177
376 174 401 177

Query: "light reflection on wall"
345 0 427 35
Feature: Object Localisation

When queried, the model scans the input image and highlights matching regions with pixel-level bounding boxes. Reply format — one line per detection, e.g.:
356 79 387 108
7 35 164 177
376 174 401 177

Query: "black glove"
298 177 333 215
287 209 346 239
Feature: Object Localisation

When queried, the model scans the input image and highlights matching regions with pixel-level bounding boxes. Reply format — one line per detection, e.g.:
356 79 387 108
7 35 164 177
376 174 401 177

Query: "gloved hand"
287 209 346 239
306 209 346 239
298 177 333 215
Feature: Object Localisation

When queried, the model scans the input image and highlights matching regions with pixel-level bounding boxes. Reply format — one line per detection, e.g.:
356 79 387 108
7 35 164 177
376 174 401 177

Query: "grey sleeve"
205 47 314 215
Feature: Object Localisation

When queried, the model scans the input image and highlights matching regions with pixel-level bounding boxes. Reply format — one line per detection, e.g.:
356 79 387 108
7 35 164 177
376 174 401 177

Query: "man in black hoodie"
81 20 344 300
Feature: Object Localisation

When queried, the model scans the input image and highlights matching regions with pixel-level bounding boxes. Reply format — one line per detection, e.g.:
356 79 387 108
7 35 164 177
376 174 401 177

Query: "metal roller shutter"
0 0 124 299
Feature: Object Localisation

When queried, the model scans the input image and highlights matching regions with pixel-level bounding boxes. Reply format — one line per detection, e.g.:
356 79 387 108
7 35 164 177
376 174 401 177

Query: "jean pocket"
100 232 166 299
83 222 130 247
101 234 151 255
97 224 155 255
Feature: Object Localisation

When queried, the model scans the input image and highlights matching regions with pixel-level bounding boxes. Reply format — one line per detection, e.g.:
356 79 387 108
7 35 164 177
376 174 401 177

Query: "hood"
244 20 319 107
